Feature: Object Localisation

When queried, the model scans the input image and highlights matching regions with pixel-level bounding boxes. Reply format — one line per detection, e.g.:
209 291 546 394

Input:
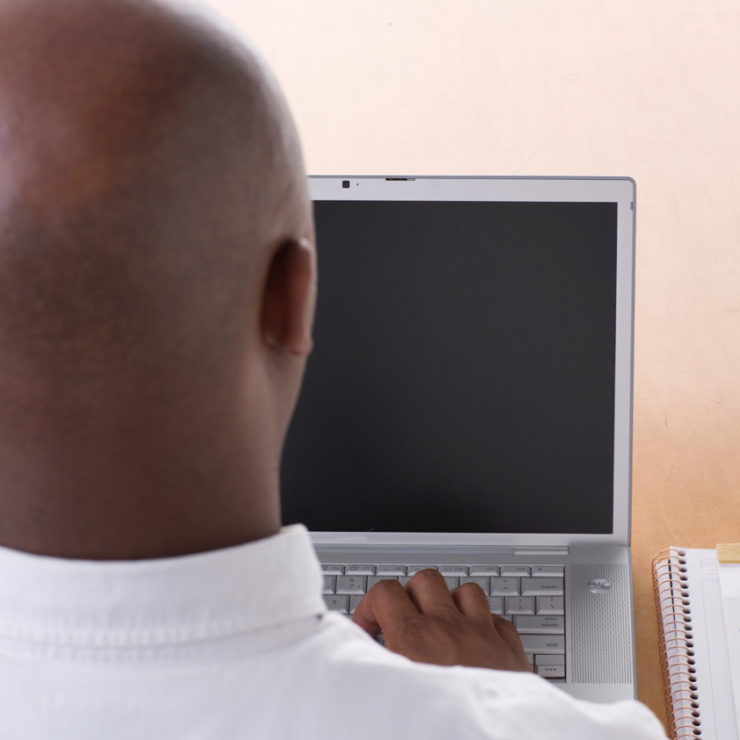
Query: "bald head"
0 0 316 558
0 0 311 382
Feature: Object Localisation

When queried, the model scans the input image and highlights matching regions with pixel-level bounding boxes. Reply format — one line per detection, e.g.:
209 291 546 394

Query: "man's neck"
0 458 281 560
0 387 281 560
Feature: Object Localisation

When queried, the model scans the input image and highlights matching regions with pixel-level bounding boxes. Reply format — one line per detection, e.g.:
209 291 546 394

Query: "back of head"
0 0 309 387
0 0 315 558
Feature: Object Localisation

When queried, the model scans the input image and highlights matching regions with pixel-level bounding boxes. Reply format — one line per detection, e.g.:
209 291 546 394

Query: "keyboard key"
521 577 564 596
535 654 566 666
470 565 500 576
521 635 565 654
444 576 460 590
322 575 336 594
536 664 566 678
407 565 438 575
532 565 564 577
505 596 535 615
491 577 520 596
324 595 348 613
376 564 406 576
367 575 399 589
489 596 504 615
536 596 564 615
459 577 490 594
321 564 344 575
500 565 530 577
346 564 375 575
513 615 564 634
336 576 367 594
438 565 468 576
349 595 364 613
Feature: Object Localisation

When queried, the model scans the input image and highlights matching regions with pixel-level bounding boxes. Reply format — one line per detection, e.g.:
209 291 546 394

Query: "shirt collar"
0 524 326 647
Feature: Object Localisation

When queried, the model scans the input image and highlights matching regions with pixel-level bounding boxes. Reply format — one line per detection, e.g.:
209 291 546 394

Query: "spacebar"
520 635 565 654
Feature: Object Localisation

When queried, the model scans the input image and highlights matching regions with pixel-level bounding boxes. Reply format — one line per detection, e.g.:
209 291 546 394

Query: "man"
0 0 667 737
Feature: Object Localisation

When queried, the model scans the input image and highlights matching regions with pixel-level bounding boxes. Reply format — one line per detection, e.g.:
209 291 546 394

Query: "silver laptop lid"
281 176 635 548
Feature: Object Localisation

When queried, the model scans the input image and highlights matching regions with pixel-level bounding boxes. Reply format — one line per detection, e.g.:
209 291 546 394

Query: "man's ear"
260 238 315 357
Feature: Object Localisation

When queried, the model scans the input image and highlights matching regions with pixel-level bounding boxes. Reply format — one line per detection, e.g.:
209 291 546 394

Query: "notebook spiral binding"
652 548 702 739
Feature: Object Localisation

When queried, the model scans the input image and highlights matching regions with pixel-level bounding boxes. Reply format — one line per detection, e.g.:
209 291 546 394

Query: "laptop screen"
281 199 618 535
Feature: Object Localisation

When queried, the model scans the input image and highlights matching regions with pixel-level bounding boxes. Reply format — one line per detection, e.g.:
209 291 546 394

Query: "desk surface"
206 1 740 733
633 375 740 730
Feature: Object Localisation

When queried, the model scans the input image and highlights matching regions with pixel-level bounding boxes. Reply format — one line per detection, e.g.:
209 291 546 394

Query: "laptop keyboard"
321 562 565 680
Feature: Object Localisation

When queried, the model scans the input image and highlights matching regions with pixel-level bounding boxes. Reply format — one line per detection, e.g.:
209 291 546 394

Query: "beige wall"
198 0 740 460
196 0 740 724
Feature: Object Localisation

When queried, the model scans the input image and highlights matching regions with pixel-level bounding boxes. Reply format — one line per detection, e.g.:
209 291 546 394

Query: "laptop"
281 175 637 703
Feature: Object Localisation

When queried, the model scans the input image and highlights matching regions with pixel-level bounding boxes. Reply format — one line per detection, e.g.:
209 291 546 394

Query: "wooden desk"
208 0 740 733
633 341 740 730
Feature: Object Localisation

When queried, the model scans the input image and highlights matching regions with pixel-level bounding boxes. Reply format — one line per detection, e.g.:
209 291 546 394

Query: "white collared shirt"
0 525 666 739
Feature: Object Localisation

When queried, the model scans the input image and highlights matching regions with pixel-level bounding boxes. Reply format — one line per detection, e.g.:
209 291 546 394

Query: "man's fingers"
451 583 492 624
404 569 458 615
351 579 418 638
493 614 527 652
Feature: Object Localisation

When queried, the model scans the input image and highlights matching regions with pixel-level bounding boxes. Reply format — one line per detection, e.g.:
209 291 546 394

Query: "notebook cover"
652 547 737 739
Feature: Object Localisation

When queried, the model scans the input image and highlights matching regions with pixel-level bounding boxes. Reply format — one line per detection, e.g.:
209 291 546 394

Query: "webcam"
342 180 350 188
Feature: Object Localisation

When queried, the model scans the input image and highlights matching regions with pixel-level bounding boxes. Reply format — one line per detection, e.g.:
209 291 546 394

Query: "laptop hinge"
513 546 569 556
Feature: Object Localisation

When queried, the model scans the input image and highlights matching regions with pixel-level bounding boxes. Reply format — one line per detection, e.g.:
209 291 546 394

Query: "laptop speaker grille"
567 563 633 684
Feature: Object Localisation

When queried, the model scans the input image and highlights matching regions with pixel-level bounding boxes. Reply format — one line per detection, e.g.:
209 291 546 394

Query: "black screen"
281 200 617 534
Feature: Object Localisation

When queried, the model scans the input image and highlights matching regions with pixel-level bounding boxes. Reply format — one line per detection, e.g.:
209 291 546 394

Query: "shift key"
520 635 565 654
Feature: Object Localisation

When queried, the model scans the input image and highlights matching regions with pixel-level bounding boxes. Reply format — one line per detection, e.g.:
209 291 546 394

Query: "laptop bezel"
306 175 635 548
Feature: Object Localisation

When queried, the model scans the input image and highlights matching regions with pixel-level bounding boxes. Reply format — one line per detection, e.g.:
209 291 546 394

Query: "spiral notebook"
652 547 739 739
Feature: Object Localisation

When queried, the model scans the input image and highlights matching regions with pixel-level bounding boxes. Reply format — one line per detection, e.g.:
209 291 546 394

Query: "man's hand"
351 569 531 671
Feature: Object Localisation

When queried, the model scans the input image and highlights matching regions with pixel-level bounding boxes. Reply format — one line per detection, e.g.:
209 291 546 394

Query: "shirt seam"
0 601 327 648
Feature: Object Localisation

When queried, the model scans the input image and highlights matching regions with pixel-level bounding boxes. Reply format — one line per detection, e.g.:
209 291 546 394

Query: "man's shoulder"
288 614 666 740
